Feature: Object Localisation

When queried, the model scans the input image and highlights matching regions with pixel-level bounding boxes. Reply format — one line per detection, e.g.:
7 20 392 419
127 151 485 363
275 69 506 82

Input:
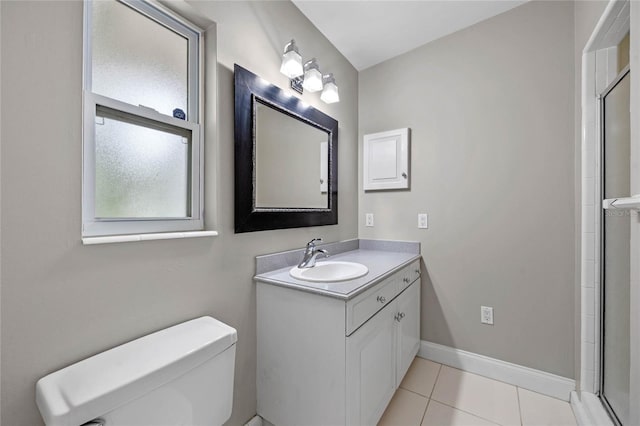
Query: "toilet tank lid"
35 316 237 426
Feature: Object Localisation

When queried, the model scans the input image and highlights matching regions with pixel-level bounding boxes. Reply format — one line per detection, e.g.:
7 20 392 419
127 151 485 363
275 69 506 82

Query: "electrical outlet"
365 213 374 227
481 306 494 325
418 213 428 229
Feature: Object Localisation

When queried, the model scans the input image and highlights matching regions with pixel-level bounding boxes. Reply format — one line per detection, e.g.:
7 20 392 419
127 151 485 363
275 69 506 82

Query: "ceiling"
292 1 528 71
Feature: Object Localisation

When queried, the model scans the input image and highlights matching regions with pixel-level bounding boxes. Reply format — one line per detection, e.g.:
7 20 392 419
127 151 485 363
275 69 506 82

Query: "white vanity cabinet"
346 279 420 425
257 260 420 426
396 280 421 380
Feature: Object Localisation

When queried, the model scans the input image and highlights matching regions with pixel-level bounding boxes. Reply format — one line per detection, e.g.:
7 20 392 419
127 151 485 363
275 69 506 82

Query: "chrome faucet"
298 238 329 268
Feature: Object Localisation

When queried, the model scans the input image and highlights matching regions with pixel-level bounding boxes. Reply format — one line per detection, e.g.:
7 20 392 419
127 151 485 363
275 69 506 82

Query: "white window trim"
82 0 205 238
82 230 218 245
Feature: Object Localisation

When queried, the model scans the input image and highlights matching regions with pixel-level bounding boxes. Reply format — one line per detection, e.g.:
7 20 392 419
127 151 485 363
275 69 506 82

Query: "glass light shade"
321 81 339 104
280 51 303 78
302 59 323 93
280 40 303 78
302 68 323 92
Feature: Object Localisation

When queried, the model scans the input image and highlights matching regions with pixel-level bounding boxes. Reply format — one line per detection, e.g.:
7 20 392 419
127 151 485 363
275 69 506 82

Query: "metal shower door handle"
602 194 640 210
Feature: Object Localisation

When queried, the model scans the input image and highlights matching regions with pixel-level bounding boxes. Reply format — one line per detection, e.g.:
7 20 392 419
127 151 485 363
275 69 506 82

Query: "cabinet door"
346 302 396 426
363 128 410 190
396 281 421 386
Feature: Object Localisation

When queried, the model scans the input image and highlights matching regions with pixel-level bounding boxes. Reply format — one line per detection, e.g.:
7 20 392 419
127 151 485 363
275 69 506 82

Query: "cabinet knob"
395 312 405 322
403 277 410 283
415 269 420 276
376 295 386 303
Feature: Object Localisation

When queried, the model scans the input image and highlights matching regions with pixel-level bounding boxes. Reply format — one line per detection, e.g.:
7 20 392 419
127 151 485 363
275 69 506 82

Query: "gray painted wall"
0 1 358 425
359 1 576 378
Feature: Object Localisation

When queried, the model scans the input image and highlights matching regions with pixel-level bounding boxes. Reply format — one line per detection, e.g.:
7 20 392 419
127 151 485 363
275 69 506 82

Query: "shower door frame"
598 65 630 426
579 1 639 425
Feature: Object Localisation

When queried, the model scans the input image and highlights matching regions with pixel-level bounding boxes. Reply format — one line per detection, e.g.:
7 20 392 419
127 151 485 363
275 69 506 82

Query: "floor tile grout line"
515 385 572 403
428 363 443 400
380 387 429 426
400 358 555 426
438 362 522 390
516 387 524 426
516 386 578 426
398 359 442 399
404 358 575 426
400 386 432 399
432 364 521 425
428 399 502 426
421 355 575 406
420 397 431 425
395 358 441 425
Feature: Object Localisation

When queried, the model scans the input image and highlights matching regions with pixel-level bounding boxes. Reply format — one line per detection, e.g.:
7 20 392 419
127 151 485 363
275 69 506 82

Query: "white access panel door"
346 302 397 426
396 281 421 386
363 128 410 190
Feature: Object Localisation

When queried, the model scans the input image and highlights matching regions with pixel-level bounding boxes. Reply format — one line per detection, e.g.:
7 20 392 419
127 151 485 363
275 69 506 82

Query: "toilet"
36 316 237 426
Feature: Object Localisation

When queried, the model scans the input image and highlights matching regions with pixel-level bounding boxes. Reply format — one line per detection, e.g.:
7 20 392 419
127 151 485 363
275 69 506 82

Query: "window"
82 0 203 238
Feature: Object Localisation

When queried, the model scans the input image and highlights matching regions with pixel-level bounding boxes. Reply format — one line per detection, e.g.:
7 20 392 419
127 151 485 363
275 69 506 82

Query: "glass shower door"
600 68 632 425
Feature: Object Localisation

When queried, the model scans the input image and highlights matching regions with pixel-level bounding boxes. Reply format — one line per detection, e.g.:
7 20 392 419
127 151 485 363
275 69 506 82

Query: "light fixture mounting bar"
290 76 304 94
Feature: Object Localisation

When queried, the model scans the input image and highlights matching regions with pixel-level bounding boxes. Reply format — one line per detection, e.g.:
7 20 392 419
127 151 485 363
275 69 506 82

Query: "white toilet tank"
36 316 237 426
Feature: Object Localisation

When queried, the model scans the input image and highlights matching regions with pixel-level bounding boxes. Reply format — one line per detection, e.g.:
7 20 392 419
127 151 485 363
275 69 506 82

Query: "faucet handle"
307 238 323 248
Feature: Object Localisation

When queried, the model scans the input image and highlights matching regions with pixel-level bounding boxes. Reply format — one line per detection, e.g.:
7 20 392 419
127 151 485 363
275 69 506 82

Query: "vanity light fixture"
280 40 340 103
291 58 323 94
280 39 303 79
320 73 340 104
301 58 323 92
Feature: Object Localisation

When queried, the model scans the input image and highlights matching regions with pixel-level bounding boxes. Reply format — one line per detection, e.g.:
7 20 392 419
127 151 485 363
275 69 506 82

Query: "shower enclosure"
600 66 635 425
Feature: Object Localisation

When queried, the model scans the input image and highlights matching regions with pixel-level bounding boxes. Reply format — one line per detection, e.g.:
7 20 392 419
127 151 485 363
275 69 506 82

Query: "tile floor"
379 357 577 426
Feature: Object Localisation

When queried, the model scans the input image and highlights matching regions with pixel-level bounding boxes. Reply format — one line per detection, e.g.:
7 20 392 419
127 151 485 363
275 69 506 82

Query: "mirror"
234 64 338 233
255 100 329 209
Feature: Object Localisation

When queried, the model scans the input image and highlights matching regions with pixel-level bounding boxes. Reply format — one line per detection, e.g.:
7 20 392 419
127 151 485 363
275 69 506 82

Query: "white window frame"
82 0 204 238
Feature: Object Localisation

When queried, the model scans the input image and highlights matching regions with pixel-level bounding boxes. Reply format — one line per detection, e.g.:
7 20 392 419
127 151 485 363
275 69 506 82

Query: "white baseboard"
245 415 263 426
418 340 575 401
570 391 614 426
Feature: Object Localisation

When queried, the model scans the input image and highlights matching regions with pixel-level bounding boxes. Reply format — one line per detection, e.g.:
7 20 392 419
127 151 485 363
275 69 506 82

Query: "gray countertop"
254 248 421 300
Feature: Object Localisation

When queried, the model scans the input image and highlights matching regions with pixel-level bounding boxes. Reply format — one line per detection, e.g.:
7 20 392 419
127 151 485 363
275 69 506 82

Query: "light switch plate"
418 213 428 229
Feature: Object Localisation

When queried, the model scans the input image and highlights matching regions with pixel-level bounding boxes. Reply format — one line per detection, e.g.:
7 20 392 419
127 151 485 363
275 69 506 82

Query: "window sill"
82 230 218 245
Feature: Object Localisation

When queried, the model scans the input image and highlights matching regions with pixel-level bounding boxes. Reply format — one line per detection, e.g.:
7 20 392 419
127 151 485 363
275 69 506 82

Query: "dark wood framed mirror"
234 64 338 233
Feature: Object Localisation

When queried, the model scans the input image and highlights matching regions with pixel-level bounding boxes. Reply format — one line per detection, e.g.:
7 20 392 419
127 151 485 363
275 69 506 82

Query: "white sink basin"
289 261 369 283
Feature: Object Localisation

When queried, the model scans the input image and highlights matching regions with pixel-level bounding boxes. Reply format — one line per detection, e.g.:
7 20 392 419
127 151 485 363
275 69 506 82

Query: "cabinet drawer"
398 260 421 291
346 276 398 335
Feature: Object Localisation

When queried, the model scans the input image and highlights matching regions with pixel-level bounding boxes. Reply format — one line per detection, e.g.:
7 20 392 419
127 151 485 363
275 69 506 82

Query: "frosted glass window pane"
95 109 191 218
92 0 188 117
